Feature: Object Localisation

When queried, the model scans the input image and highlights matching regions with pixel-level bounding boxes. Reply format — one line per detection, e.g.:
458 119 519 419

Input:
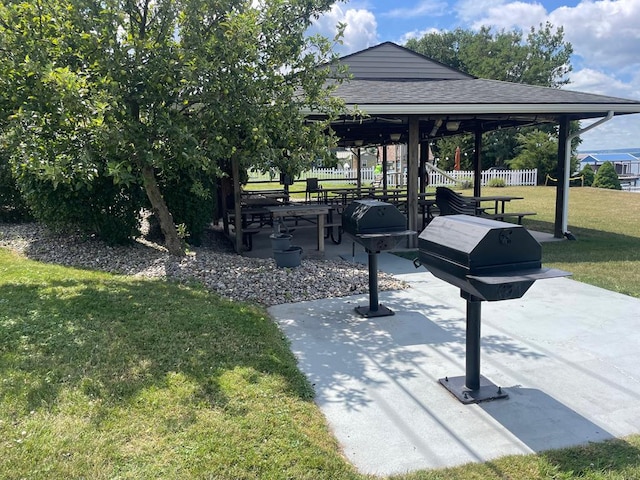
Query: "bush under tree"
579 163 595 186
592 161 621 190
16 169 146 245
0 155 31 222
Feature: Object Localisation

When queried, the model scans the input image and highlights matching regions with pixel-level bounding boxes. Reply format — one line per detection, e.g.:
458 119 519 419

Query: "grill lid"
342 199 407 235
417 215 570 301
418 214 541 271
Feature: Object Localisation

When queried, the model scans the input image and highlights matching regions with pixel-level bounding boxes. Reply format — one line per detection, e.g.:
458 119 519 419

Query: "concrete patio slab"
268 255 640 476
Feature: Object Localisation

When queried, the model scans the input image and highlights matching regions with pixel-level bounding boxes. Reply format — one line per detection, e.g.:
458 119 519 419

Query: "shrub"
161 172 217 246
579 164 595 186
16 172 145 244
487 177 506 187
592 161 621 190
0 156 32 222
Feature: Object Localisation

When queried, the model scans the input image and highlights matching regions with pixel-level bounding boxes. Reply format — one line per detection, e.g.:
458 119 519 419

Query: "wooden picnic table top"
468 195 524 202
264 204 331 216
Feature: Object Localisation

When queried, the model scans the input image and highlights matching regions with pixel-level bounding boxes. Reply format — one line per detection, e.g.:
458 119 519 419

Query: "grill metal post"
354 250 395 318
466 296 481 391
438 292 508 404
368 251 379 312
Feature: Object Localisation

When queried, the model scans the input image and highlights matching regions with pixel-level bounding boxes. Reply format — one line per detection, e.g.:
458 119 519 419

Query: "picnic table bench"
435 187 536 225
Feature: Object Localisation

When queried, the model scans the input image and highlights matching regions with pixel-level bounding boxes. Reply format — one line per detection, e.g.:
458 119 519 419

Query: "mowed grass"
2 185 640 479
479 186 640 297
0 249 359 479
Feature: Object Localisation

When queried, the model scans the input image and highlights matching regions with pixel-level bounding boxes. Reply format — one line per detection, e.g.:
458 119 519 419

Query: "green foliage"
0 0 345 254
592 161 621 190
405 23 573 87
509 129 579 184
406 23 576 169
161 171 217 246
0 155 31 222
487 177 506 187
16 170 145 244
432 136 474 170
579 163 595 186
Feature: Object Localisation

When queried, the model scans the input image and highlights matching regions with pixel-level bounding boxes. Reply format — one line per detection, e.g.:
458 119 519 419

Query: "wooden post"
382 145 389 195
407 115 419 248
356 147 362 196
473 124 483 198
420 140 428 193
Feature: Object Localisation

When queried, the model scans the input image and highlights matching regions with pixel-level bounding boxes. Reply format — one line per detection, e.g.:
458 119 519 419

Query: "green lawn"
476 186 640 298
1 185 640 479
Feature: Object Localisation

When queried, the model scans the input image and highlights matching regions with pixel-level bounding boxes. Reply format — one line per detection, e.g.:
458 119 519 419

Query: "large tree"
0 0 344 255
406 23 572 87
406 23 575 170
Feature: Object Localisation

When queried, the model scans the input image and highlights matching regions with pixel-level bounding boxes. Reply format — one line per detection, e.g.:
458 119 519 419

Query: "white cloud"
578 116 640 151
565 67 640 150
398 27 441 45
462 0 548 31
311 4 378 54
567 68 639 99
550 0 640 73
383 0 447 18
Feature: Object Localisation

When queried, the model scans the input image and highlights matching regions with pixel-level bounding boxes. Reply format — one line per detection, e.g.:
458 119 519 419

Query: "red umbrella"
454 146 461 170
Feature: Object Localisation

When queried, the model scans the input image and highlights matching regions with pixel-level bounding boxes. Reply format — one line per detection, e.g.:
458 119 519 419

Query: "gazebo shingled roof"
309 42 640 241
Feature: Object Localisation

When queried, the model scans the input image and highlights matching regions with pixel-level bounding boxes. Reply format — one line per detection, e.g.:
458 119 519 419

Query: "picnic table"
469 195 524 214
241 189 289 206
322 187 372 206
264 204 331 252
435 188 535 225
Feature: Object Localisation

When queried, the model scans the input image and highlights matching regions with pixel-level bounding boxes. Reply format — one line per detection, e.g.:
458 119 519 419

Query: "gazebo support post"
356 147 362 196
382 145 389 196
473 123 483 197
420 140 429 193
555 117 570 238
407 115 420 248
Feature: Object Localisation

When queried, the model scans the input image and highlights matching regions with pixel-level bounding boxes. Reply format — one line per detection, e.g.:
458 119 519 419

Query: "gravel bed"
0 223 407 306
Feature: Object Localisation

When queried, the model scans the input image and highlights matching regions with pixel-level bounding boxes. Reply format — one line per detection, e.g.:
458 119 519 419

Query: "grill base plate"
354 304 395 318
439 375 508 404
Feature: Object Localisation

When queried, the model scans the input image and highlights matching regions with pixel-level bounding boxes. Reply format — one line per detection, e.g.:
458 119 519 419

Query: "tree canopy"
405 23 572 87
406 23 576 177
0 0 345 255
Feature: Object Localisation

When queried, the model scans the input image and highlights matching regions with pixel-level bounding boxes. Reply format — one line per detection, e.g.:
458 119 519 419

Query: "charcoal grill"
343 200 415 317
415 214 570 403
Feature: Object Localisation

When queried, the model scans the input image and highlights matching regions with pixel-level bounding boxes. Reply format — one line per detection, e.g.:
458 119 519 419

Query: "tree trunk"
232 155 243 253
140 163 185 256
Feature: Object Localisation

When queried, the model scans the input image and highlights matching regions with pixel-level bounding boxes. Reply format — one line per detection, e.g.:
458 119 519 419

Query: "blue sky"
309 0 640 151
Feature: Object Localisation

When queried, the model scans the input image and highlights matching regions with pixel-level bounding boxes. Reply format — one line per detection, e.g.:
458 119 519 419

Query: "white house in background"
336 147 378 169
580 152 640 188
580 153 640 175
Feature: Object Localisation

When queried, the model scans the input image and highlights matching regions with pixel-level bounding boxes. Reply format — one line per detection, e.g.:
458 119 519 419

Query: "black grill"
417 214 562 301
343 200 415 317
416 215 569 403
343 199 408 234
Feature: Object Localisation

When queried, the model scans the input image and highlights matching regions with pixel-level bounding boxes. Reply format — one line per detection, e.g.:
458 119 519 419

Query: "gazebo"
304 42 640 244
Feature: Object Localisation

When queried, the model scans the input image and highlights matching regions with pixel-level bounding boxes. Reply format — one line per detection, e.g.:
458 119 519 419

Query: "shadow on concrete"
481 387 614 452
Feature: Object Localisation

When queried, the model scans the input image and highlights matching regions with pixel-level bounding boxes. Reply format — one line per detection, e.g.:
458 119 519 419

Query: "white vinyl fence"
248 167 538 187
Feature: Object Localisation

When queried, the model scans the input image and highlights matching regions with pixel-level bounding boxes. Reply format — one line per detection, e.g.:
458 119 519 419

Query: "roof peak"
335 42 474 81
